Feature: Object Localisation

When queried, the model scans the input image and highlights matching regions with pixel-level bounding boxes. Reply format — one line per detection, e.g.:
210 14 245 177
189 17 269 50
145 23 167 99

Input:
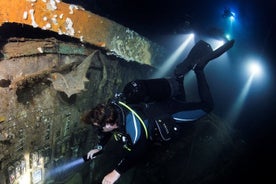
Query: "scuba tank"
122 78 181 104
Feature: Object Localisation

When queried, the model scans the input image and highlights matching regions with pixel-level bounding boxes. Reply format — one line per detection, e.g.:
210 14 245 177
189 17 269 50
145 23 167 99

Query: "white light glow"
18 174 31 184
213 40 225 50
248 62 262 77
226 56 268 124
242 56 267 82
229 15 235 22
225 34 231 40
203 38 225 50
225 74 254 124
152 33 194 78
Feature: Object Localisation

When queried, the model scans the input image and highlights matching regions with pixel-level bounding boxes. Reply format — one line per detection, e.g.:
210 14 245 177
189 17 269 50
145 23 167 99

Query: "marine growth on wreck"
0 0 165 65
0 1 159 183
0 36 156 183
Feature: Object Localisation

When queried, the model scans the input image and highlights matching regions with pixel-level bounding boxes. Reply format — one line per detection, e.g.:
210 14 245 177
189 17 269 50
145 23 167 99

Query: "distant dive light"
225 34 231 40
247 61 263 78
223 8 235 20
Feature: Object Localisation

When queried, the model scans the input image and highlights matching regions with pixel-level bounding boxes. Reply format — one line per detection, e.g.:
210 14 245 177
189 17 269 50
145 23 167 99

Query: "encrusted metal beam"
0 0 164 65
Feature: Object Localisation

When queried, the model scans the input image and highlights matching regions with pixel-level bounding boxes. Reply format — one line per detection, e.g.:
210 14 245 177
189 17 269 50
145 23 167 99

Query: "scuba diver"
81 39 235 184
223 7 235 19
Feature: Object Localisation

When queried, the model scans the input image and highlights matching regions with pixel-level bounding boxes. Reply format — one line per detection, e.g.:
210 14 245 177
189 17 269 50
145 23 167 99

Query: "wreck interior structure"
0 0 247 184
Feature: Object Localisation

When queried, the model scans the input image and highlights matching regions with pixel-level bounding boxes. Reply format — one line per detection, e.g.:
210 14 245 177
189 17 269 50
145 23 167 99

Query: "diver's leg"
123 78 172 104
193 39 235 70
167 77 186 101
194 69 214 112
172 40 214 102
174 40 213 78
122 77 186 104
175 39 235 76
142 70 213 123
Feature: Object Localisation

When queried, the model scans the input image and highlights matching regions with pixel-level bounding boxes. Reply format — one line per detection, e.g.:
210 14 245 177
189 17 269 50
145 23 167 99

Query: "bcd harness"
112 101 207 149
112 101 148 151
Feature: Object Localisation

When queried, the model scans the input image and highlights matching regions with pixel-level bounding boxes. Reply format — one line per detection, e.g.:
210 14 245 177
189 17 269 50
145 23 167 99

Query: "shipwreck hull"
0 0 166 66
0 37 155 184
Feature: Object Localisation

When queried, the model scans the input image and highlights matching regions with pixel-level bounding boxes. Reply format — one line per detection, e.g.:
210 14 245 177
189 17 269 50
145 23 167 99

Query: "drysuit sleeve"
114 136 149 174
97 131 112 147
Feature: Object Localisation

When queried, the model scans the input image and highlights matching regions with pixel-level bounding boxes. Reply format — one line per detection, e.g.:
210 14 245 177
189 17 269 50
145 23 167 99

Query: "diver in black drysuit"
84 39 235 184
121 39 235 141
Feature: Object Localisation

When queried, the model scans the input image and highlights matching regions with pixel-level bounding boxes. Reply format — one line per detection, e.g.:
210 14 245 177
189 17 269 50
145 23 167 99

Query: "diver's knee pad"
123 79 171 104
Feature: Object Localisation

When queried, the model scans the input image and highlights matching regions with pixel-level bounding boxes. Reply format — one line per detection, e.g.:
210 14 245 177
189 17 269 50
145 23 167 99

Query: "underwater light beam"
152 34 194 78
45 152 100 180
45 157 85 179
225 58 265 124
225 74 254 124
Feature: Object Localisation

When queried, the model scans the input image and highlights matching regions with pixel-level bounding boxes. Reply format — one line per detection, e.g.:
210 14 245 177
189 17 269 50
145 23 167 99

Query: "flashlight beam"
226 74 254 124
152 34 194 78
45 158 85 180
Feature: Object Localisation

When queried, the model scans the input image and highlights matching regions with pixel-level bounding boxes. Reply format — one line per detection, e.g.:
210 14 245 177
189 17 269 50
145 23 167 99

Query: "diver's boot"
174 40 213 78
193 39 235 70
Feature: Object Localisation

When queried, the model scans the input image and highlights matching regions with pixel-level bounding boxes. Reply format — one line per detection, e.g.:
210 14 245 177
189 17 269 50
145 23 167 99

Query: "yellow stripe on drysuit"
118 101 149 139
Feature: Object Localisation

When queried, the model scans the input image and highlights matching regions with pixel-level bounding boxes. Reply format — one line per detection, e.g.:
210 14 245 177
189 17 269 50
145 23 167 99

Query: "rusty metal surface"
0 38 155 184
2 37 93 59
0 0 165 65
